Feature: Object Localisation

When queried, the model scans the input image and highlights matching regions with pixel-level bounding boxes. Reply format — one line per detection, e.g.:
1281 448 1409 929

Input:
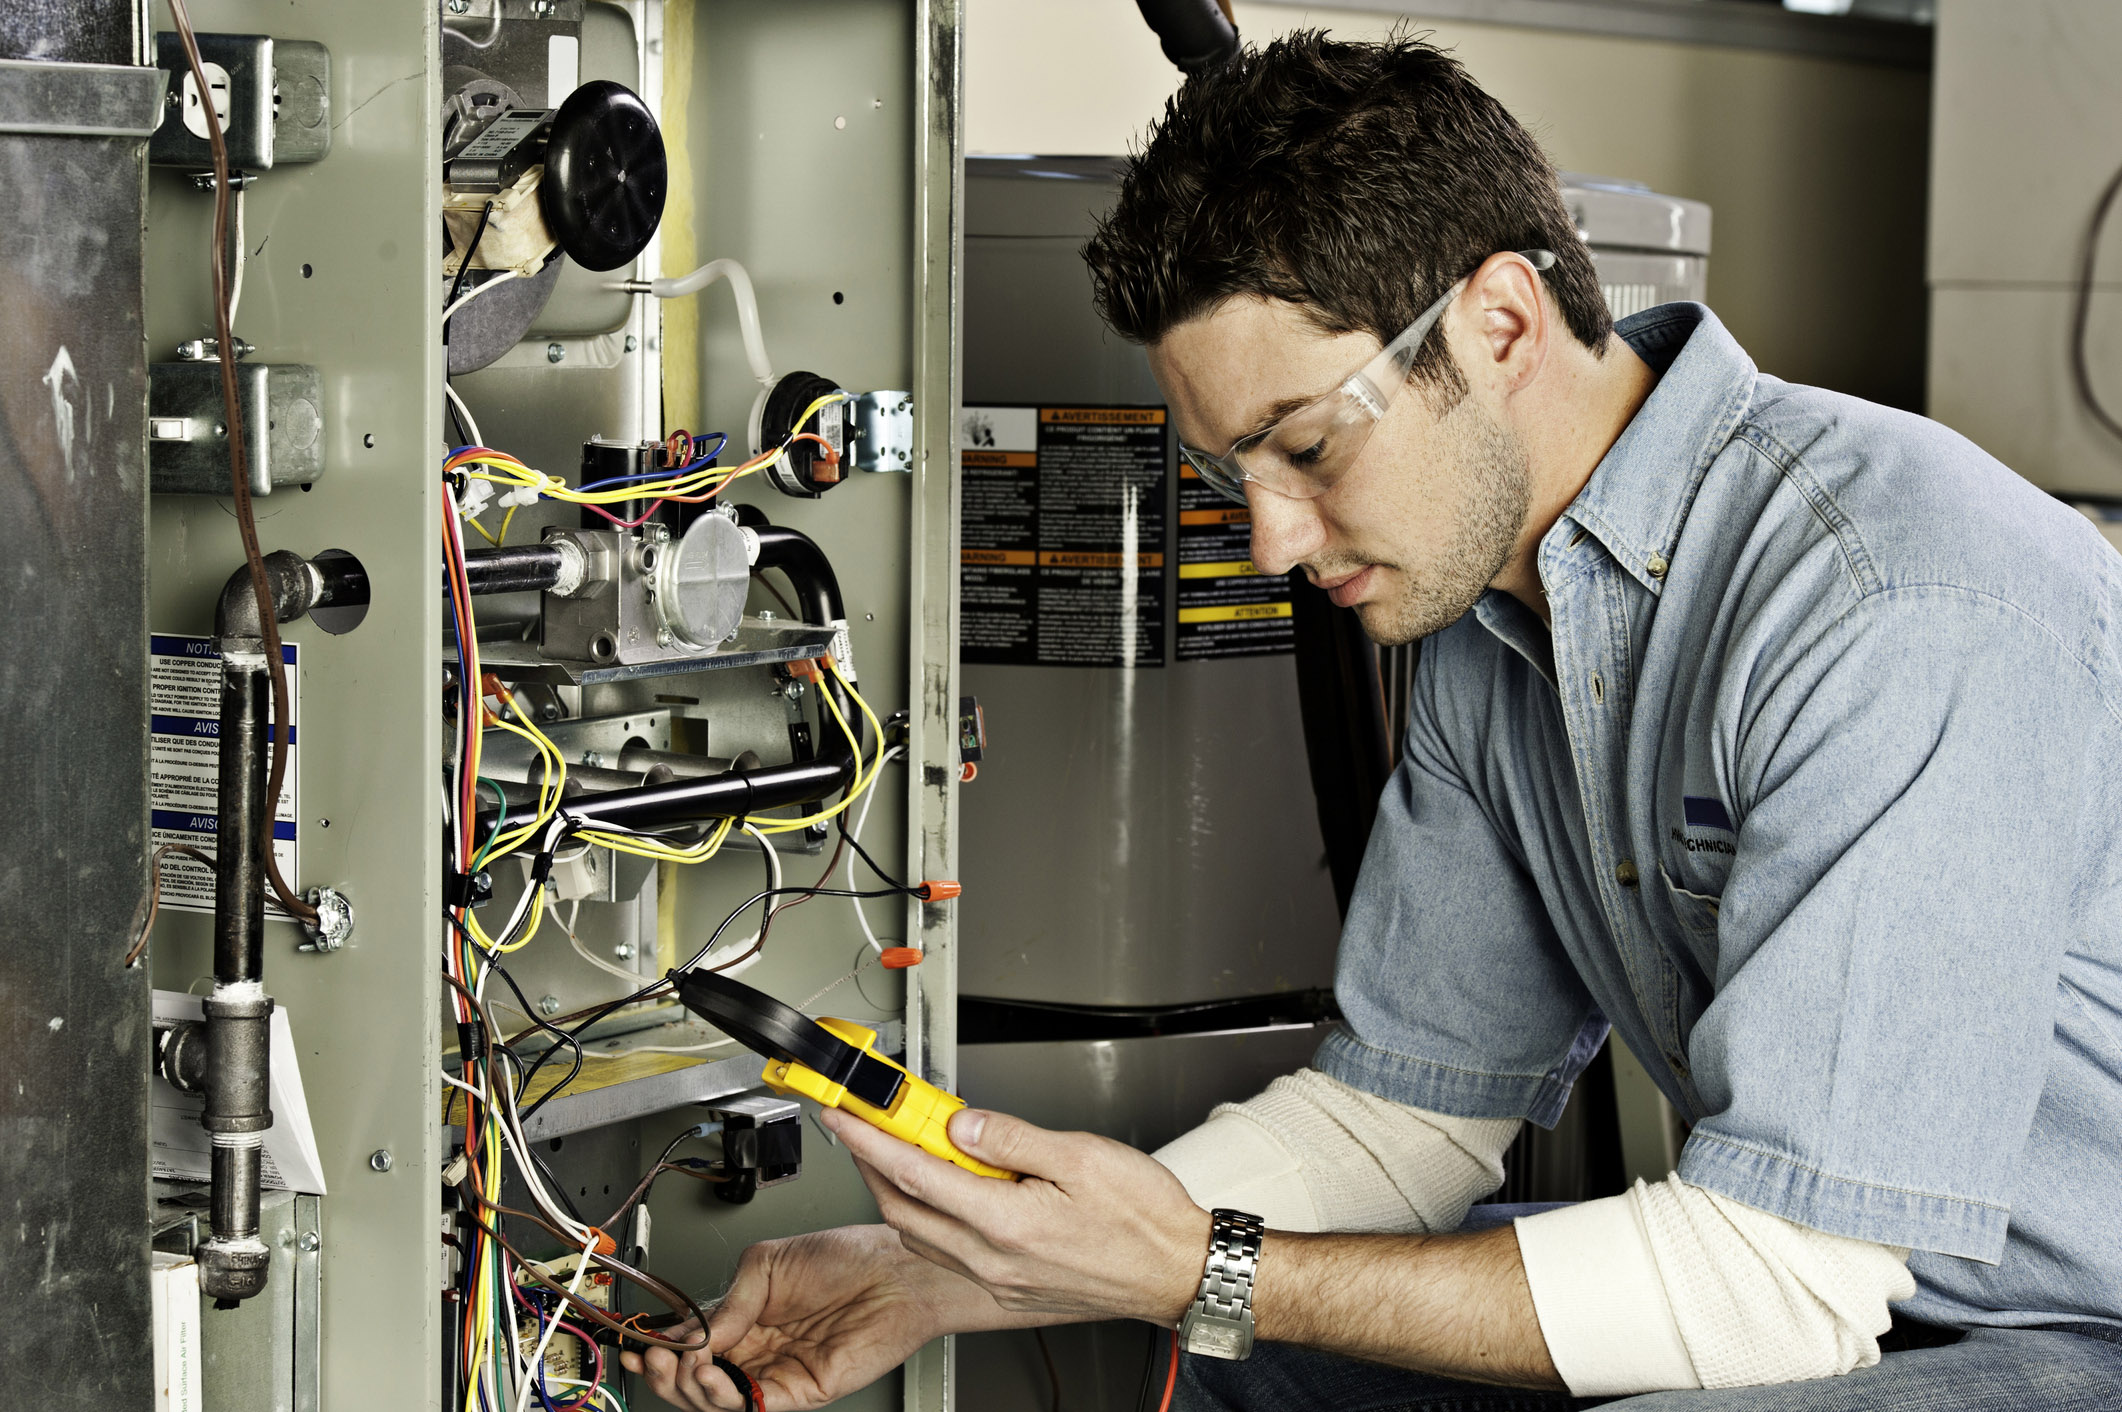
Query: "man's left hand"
822 1105 1213 1325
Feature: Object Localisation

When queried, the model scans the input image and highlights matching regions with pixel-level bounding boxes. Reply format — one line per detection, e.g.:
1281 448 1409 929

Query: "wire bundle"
445 388 842 536
437 423 911 1412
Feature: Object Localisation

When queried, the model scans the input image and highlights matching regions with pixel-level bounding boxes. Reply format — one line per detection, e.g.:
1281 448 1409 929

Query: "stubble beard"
1353 402 1533 647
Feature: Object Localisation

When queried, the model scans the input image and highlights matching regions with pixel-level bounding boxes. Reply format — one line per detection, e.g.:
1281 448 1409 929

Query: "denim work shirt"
1317 303 2122 1332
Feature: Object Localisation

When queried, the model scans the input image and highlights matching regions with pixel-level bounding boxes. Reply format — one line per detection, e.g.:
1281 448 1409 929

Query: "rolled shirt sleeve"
1680 587 2122 1259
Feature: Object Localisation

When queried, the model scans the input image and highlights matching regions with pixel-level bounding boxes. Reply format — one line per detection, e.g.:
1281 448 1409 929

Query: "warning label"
1175 467 1294 659
960 406 1167 667
149 633 300 918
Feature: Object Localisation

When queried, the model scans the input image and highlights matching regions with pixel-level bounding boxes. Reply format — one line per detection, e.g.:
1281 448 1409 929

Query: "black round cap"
541 79 667 272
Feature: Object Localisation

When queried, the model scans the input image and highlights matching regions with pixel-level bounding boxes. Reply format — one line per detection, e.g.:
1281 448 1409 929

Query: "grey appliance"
955 154 1343 1408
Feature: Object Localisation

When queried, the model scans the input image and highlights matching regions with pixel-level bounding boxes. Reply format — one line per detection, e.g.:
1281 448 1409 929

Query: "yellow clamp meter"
672 970 1017 1180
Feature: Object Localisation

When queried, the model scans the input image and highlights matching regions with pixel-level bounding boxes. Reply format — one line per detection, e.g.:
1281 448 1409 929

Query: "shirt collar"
1542 303 1758 597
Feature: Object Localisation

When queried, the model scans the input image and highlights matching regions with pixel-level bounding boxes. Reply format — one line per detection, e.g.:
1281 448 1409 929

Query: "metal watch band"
1179 1208 1265 1360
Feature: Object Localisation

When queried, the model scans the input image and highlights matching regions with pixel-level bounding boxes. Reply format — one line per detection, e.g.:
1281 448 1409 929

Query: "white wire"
444 268 523 325
513 1234 597 1412
441 1070 487 1101
227 185 247 328
681 822 781 979
445 382 484 448
845 746 906 954
494 1060 594 1242
576 1035 740 1060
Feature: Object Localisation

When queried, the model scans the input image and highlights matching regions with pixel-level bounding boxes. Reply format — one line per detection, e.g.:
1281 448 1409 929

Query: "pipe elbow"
215 551 323 642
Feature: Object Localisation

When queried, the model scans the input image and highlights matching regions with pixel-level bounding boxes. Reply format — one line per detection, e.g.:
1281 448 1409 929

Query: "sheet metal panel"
0 57 156 1408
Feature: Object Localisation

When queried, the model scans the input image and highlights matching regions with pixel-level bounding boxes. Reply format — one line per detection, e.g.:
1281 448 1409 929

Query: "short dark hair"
1084 30 1610 395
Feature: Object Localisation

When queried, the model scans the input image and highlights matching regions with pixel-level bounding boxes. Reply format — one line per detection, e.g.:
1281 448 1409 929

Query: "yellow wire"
467 515 500 546
480 707 566 856
752 664 885 834
450 393 847 508
495 504 518 546
577 815 735 864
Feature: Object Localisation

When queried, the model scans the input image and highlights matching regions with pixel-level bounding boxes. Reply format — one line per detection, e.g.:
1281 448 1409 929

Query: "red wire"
580 498 671 529
1158 1328 1178 1412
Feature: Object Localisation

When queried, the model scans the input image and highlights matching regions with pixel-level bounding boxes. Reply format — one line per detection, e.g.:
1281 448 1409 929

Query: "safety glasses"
1178 250 1556 505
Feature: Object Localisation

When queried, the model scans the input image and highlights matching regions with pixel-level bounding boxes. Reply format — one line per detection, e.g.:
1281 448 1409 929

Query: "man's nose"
1246 485 1326 577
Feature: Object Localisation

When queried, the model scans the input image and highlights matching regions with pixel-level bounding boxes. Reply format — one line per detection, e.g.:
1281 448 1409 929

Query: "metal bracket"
149 361 325 495
0 59 166 139
850 390 914 472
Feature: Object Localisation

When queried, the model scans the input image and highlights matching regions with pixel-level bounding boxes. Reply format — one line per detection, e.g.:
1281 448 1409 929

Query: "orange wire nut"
918 880 962 901
879 947 923 969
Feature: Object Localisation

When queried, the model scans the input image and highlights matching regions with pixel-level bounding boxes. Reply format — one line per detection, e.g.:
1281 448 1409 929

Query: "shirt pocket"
1659 861 1721 938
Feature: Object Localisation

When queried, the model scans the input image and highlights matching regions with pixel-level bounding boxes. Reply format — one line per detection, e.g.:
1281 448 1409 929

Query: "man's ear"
1465 253 1550 393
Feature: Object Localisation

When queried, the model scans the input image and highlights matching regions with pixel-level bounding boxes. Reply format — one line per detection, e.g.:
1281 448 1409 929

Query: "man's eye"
1285 438 1329 468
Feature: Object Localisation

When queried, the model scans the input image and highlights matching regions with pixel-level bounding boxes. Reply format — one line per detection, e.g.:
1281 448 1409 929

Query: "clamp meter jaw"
762 1017 1016 1180
671 971 1017 1180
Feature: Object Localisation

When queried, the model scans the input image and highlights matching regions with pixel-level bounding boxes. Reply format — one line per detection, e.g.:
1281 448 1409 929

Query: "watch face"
1182 1313 1253 1360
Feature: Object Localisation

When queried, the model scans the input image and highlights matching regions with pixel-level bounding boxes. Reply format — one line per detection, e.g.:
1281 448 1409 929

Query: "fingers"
945 1108 1075 1184
822 1109 1022 1229
709 1241 777 1353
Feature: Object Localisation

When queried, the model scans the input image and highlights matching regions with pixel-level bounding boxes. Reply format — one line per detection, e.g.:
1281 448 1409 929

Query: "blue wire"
576 433 728 492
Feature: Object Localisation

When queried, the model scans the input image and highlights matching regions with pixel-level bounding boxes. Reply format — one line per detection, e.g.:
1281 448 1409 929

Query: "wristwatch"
1178 1208 1265 1360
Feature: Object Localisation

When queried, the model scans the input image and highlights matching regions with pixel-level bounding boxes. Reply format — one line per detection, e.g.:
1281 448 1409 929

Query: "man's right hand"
620 1224 1013 1411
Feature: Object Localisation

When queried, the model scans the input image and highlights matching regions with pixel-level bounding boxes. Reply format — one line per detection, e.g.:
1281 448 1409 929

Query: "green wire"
470 777 508 871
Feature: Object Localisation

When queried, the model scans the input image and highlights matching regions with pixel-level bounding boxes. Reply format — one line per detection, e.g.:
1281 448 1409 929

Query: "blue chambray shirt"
1317 303 2122 1333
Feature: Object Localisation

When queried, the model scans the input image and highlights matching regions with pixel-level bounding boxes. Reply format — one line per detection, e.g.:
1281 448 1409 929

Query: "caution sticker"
959 405 1167 667
1174 468 1294 660
149 633 300 918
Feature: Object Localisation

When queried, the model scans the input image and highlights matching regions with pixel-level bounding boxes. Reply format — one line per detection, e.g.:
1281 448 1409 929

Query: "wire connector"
443 869 493 911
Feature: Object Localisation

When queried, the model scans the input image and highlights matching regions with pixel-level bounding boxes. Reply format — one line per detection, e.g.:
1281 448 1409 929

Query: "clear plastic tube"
648 259 775 389
631 259 778 451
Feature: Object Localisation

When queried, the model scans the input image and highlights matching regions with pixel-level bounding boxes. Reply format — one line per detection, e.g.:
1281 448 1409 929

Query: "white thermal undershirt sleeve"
1515 1177 1917 1396
1151 1068 1519 1234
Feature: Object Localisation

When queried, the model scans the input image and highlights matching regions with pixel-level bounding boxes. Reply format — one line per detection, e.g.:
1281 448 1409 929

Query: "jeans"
1173 1327 2122 1412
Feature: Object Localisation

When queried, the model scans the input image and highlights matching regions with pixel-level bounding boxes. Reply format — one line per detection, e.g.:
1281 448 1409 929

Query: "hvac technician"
625 33 2122 1411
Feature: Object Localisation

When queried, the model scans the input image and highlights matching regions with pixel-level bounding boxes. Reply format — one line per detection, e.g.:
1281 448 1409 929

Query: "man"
625 32 2122 1411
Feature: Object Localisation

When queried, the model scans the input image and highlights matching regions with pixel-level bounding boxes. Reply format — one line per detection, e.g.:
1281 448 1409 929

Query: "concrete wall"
966 0 1932 409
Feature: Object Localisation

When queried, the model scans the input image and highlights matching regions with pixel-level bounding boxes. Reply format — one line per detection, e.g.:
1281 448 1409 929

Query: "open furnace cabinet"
136 3 966 1409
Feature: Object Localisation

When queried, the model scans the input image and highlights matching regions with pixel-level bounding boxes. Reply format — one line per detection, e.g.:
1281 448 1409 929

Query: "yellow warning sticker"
1178 603 1294 625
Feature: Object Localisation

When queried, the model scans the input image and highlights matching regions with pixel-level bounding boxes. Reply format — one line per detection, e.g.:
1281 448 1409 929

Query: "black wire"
2074 159 2122 445
446 383 473 448
475 938 588 1126
445 199 496 341
512 825 781 1105
1132 1324 1157 1412
837 812 911 895
542 881 919 1064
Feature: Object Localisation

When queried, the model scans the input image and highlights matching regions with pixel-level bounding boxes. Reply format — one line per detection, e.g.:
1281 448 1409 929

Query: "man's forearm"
1250 1223 1562 1389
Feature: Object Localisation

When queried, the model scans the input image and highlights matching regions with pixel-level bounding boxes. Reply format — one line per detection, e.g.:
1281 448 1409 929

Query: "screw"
369 1149 393 1173
786 681 806 700
582 750 608 768
613 943 635 961
447 0 469 11
757 610 775 623
546 343 566 363
624 335 638 353
298 1231 321 1252
655 629 672 648
538 995 561 1017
